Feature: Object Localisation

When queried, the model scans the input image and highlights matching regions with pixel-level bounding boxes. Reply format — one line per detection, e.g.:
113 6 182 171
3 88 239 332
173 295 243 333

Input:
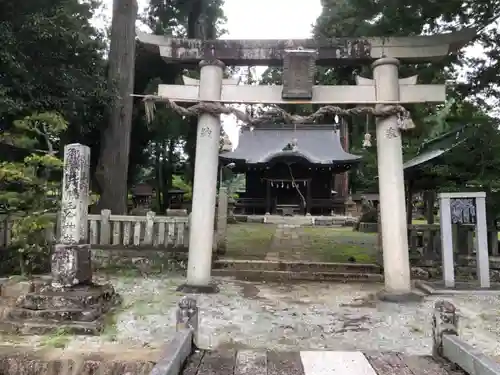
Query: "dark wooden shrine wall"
244 162 342 199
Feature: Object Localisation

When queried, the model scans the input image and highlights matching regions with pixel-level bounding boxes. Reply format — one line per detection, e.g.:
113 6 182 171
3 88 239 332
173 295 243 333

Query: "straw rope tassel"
362 113 372 148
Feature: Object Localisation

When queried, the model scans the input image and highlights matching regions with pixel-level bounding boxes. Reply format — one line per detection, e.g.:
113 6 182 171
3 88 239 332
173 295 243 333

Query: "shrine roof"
404 126 468 172
220 125 361 165
403 126 469 190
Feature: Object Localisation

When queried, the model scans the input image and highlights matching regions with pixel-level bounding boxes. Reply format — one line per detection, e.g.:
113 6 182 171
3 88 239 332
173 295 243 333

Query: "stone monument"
1 144 119 335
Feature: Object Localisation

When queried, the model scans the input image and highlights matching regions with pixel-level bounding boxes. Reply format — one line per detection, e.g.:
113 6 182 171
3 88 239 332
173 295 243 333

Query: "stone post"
439 195 455 288
216 187 229 255
474 193 490 288
51 143 92 288
439 192 490 288
432 300 458 359
372 58 416 302
176 296 199 333
179 60 224 293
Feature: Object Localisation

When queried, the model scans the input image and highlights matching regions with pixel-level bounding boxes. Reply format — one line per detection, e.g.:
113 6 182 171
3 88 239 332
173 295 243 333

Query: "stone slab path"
266 224 307 261
183 350 464 375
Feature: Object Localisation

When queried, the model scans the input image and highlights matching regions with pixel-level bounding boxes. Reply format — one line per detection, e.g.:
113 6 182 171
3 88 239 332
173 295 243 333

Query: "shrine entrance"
136 29 475 300
268 176 308 215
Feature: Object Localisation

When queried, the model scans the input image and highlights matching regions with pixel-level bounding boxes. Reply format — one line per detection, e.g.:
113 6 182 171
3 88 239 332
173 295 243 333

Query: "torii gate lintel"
137 28 475 65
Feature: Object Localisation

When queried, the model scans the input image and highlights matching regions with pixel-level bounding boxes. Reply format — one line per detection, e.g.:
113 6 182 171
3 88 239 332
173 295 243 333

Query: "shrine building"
220 124 361 216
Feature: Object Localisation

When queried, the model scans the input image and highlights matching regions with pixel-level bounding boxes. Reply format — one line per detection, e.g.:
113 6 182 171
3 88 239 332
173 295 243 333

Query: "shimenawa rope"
141 95 416 131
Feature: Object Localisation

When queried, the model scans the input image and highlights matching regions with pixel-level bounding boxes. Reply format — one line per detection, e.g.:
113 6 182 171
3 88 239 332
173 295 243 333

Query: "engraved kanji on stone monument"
52 143 92 288
60 144 90 244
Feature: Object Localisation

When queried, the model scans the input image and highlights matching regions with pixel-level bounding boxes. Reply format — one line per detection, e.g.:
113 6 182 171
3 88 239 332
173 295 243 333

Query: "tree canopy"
1 0 500 218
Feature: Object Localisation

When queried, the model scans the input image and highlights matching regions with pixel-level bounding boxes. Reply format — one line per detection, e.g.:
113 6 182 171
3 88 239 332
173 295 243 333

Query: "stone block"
17 283 117 310
1 280 33 298
51 243 92 288
166 209 188 217
432 300 458 358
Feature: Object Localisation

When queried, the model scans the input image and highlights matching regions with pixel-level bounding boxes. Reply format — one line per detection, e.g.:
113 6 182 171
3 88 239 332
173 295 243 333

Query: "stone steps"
214 259 381 274
16 284 117 310
0 280 120 336
0 318 104 335
3 306 102 322
212 269 384 282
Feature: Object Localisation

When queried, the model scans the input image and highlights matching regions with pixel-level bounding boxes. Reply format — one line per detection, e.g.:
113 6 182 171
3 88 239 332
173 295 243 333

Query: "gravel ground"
55 273 500 357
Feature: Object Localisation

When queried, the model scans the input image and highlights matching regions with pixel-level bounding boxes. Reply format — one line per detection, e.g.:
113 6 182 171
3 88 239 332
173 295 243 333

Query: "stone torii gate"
137 30 474 301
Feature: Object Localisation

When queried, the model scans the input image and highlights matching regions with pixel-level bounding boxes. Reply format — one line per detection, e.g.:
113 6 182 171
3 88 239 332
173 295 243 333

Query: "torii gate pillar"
178 60 225 293
372 58 415 301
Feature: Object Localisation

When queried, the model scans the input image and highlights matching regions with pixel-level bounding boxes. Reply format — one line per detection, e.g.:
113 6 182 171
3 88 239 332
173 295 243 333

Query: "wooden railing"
0 210 190 250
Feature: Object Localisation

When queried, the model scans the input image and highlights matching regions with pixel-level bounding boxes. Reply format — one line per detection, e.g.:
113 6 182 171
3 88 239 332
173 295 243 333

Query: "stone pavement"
49 274 500 358
266 224 306 261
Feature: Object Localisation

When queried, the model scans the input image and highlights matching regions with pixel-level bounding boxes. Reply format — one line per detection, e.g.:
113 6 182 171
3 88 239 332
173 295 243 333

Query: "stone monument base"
176 282 219 294
376 289 424 303
0 276 120 335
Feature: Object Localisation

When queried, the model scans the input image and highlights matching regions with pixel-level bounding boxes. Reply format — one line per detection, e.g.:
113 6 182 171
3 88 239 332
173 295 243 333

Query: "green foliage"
172 175 193 200
221 173 245 201
128 0 227 208
310 0 500 204
0 0 111 195
0 111 65 276
11 213 55 276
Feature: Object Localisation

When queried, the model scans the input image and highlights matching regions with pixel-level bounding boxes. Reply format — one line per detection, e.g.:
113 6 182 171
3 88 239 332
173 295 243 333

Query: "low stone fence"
88 210 189 250
0 210 190 250
0 211 191 274
433 300 500 375
410 256 500 282
408 223 500 258
229 214 356 226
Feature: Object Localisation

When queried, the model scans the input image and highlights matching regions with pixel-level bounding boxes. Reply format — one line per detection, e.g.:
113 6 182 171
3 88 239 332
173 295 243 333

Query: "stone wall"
410 257 500 282
91 248 188 272
0 246 188 276
0 346 156 375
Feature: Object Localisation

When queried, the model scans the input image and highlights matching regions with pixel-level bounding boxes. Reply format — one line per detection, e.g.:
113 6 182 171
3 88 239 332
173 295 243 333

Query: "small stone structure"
130 183 154 215
432 300 500 374
439 192 490 288
432 300 458 358
215 187 229 254
0 144 119 335
150 297 198 375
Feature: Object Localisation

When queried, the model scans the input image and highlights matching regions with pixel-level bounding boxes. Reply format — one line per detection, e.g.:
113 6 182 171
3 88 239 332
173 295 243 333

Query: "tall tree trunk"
155 143 163 211
95 0 138 214
165 138 175 208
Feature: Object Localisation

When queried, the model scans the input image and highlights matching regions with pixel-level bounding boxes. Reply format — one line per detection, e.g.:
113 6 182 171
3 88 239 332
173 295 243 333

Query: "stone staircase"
214 222 383 282
212 259 383 282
